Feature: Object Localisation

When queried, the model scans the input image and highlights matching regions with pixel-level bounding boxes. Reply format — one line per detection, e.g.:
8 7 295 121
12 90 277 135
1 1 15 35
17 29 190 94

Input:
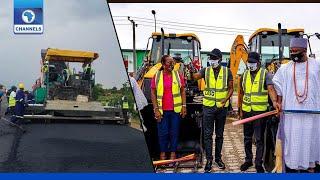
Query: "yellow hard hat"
18 83 25 89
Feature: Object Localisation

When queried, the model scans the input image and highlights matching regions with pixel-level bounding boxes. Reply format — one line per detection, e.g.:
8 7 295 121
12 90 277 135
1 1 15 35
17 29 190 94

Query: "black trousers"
243 111 267 166
122 109 129 124
202 106 227 161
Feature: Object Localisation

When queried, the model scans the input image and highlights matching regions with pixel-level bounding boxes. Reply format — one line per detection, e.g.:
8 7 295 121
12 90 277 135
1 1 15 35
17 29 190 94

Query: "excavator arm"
229 35 249 110
229 35 249 81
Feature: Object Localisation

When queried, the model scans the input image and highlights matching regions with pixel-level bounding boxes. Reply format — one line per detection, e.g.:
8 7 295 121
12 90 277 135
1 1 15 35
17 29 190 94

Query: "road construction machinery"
230 25 304 79
137 30 204 171
25 48 126 124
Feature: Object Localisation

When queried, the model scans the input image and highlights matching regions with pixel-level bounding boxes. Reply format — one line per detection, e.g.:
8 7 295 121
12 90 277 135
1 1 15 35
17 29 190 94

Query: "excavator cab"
148 32 201 65
248 28 304 73
139 32 202 101
230 28 304 80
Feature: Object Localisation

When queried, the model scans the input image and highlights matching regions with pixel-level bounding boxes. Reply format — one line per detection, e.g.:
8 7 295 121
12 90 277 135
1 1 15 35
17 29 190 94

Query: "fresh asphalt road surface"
0 119 153 172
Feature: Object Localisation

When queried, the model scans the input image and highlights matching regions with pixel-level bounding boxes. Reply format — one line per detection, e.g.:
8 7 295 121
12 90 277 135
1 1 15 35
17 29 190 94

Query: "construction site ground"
0 116 153 172
156 117 258 173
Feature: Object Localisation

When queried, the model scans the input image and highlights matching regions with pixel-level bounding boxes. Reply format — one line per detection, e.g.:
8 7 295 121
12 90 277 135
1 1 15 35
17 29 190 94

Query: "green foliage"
92 81 137 116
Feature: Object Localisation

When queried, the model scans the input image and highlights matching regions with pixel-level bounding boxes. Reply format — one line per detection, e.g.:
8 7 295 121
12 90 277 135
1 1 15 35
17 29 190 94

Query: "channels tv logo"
14 0 43 34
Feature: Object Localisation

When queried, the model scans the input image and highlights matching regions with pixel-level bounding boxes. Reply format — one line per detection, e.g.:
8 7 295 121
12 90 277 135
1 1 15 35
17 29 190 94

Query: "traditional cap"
290 38 308 49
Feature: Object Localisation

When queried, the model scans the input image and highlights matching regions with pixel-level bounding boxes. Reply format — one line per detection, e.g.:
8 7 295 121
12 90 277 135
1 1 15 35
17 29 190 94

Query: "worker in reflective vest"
122 96 129 124
151 55 187 160
11 83 27 126
42 61 49 85
239 52 279 173
8 86 17 115
193 48 233 172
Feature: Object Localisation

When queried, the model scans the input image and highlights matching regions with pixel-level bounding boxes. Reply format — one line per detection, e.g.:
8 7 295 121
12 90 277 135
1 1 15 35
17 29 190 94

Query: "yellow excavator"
229 24 304 109
230 25 304 80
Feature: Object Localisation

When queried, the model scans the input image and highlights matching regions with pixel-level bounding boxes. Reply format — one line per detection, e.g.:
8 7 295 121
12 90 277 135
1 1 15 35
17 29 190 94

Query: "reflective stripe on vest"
9 93 16 107
203 66 229 108
242 68 268 112
155 70 182 115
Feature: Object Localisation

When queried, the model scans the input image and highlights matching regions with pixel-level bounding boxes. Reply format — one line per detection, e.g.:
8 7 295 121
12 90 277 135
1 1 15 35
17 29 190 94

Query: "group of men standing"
191 37 319 173
1 83 28 129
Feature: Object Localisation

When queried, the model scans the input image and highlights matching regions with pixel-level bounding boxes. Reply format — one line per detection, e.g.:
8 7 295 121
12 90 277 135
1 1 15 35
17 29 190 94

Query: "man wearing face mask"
239 52 279 173
192 48 233 172
273 38 320 173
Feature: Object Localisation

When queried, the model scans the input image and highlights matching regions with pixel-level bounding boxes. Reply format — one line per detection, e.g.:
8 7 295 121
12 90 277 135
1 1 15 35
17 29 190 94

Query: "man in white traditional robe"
273 38 320 172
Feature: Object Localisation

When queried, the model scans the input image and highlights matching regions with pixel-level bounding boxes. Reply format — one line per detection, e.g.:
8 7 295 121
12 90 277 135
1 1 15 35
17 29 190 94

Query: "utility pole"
128 16 137 74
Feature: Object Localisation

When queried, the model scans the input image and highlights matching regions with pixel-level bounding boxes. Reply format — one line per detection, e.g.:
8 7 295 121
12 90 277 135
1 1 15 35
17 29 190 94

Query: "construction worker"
239 52 279 173
42 60 49 85
8 86 17 115
83 63 95 87
25 90 35 104
62 67 72 86
11 83 27 126
122 96 129 124
151 55 187 160
0 85 7 119
192 48 233 172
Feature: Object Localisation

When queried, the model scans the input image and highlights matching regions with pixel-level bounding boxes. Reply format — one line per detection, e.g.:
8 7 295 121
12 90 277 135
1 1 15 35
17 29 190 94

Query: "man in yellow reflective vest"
8 86 17 115
42 61 49 85
193 48 234 172
239 52 279 173
122 96 129 124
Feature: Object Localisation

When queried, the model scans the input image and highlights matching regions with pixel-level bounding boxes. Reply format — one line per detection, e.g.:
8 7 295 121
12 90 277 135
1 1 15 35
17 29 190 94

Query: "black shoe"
240 162 253 171
215 159 226 170
204 160 213 173
256 165 265 173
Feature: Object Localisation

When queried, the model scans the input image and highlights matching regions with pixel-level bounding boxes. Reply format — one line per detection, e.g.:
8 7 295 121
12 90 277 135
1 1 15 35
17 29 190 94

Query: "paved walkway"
158 118 258 173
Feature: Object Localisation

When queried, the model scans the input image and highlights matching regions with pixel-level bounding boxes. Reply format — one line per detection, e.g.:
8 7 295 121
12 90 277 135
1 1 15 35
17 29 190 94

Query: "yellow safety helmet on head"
18 83 25 89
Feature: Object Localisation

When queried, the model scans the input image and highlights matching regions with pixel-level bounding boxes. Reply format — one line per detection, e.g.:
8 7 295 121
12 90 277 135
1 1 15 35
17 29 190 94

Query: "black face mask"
290 52 304 62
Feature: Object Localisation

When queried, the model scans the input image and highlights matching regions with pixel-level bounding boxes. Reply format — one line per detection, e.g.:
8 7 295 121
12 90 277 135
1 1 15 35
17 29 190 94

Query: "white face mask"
247 63 258 71
208 59 220 68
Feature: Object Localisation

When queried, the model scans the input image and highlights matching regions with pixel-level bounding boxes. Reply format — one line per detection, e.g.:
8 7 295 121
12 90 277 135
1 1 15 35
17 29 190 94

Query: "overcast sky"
110 3 320 55
0 0 128 90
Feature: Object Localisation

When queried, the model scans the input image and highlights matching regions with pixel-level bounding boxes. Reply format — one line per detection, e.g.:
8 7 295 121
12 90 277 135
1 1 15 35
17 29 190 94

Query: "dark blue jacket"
14 90 26 116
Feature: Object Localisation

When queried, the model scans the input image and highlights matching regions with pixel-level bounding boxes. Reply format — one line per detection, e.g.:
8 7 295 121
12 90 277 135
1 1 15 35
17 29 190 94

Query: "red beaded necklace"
293 60 309 104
